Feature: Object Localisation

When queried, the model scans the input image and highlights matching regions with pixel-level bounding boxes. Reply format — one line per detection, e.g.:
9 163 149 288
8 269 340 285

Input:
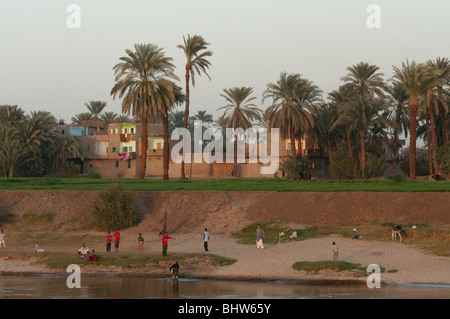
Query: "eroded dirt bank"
1 191 449 233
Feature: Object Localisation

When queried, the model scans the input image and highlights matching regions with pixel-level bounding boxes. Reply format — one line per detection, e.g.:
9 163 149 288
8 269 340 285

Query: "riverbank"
1 233 449 286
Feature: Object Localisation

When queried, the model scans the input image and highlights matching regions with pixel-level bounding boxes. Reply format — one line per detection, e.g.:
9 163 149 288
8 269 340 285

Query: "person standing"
106 231 112 252
332 242 339 261
138 233 144 253
256 225 265 249
0 230 5 248
203 228 209 252
162 232 175 257
113 230 120 252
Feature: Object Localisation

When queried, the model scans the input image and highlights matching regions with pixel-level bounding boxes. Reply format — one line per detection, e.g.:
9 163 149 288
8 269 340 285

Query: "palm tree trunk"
8 168 13 178
425 108 433 175
346 126 358 178
182 67 191 179
163 113 169 180
392 131 398 177
233 138 238 176
139 115 148 180
438 87 449 143
409 99 418 180
290 126 296 159
360 132 366 179
430 110 439 175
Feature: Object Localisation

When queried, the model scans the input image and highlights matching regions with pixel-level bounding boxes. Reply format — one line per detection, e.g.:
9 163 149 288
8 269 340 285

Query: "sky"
0 0 449 123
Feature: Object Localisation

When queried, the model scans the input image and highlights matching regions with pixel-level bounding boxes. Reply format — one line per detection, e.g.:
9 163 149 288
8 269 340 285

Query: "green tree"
178 34 213 179
392 60 434 179
92 183 140 230
84 101 107 119
218 87 263 176
111 43 178 180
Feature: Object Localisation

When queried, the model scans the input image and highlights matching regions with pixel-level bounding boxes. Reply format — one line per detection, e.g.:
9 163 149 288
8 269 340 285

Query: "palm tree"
341 62 386 98
177 34 213 179
72 112 93 124
84 101 107 119
392 60 434 179
385 83 409 176
348 95 389 178
0 105 24 128
263 73 317 161
57 133 82 175
100 112 119 126
427 57 450 144
329 86 359 178
193 110 213 123
218 87 263 176
111 43 178 180
161 85 185 180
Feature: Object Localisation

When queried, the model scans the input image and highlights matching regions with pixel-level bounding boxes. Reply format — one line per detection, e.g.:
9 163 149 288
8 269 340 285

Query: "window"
127 159 131 169
129 146 133 152
122 146 128 152
87 145 90 151
115 161 119 168
112 147 117 153
101 161 104 168
130 128 135 134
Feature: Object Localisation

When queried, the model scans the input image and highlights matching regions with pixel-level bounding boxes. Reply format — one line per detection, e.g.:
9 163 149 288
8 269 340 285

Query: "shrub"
393 174 404 183
329 150 351 179
92 183 140 230
436 143 450 175
399 146 430 177
280 155 310 181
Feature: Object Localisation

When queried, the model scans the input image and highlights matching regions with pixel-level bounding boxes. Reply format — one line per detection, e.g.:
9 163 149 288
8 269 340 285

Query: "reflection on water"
0 275 448 299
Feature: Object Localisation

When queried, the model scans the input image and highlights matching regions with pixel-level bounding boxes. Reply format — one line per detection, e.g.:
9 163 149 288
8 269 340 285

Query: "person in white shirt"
78 243 90 258
203 229 210 252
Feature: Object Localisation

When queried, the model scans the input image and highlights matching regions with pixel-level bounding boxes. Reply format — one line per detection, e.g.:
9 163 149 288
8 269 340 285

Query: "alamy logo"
366 264 381 288
66 4 81 29
170 121 280 174
66 264 81 288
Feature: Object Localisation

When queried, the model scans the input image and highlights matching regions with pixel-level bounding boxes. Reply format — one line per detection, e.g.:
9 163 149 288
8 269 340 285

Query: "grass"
292 261 393 277
37 252 237 270
0 177 449 192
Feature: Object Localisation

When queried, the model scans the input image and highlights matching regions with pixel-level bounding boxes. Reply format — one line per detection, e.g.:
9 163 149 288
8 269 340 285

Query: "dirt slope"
0 191 449 234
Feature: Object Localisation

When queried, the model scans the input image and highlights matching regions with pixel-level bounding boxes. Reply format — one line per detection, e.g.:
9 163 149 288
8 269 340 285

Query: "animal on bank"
391 225 406 243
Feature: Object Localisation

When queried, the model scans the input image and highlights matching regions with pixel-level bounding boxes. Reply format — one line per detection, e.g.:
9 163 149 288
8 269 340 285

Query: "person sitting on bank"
288 230 298 241
35 242 45 253
88 250 98 262
78 244 90 258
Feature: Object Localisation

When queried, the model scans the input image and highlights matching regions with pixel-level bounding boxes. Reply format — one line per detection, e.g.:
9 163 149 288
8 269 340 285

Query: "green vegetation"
38 252 237 270
292 261 368 275
22 212 54 225
291 261 394 277
0 177 448 192
91 183 140 230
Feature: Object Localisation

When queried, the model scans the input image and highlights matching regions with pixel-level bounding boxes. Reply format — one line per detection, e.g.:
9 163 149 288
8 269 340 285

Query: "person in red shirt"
106 231 112 252
162 232 175 257
113 230 120 252
89 250 98 262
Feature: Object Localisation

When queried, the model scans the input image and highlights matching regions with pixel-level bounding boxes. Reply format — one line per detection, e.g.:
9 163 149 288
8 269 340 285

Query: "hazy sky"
1 0 449 123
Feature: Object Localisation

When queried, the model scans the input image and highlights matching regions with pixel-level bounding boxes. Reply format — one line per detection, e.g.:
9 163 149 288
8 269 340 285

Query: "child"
332 242 339 261
88 250 98 262
35 242 45 253
138 233 144 253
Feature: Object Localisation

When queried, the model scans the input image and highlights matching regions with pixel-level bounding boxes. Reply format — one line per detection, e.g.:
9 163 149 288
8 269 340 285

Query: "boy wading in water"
170 261 179 279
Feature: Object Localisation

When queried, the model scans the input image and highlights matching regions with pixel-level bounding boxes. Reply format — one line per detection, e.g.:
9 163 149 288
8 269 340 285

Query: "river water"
0 275 449 299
